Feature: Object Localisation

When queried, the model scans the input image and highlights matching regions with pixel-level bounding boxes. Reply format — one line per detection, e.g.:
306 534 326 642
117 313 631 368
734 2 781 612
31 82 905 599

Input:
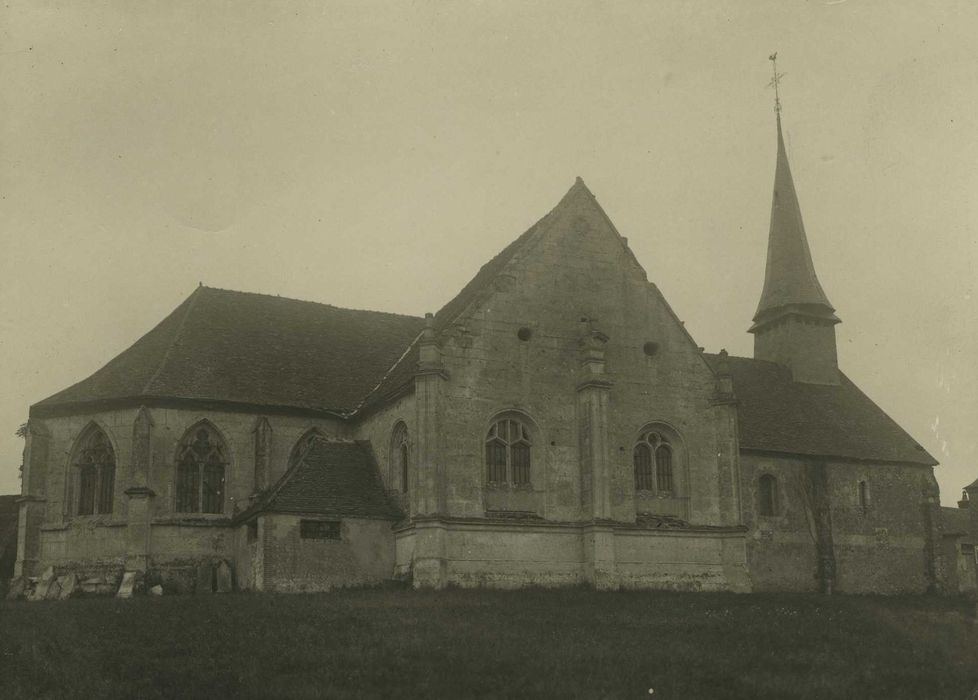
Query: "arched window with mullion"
75 428 116 516
633 430 675 495
176 424 228 515
485 417 532 487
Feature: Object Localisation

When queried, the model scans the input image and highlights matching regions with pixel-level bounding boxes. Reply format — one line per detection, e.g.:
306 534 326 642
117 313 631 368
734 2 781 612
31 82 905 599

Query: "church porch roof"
237 438 401 522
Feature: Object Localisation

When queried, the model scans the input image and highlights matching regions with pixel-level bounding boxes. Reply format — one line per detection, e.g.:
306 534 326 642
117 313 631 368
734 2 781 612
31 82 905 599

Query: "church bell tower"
749 57 840 385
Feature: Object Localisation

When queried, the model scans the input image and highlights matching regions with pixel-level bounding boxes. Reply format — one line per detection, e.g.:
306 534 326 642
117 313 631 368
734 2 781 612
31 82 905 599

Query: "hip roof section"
32 286 425 416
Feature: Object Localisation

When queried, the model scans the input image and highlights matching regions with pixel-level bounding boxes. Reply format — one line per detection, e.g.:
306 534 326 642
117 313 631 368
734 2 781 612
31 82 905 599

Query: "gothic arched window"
75 427 116 515
758 474 778 517
486 417 532 487
391 422 409 493
633 431 674 494
176 423 227 514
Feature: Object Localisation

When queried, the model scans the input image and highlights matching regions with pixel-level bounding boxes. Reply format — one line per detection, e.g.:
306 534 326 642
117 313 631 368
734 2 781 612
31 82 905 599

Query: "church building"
13 111 955 595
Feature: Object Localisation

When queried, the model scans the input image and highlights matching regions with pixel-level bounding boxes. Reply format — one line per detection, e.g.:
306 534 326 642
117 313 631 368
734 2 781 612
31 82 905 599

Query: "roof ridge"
141 286 203 395
199 284 424 321
703 352 783 367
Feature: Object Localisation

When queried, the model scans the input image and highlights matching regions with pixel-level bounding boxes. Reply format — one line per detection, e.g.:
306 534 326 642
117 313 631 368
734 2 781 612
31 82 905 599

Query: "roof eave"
739 446 938 468
30 395 353 421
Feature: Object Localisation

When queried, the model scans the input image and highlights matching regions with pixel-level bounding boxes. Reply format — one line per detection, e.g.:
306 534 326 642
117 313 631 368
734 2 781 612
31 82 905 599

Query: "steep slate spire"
750 100 841 385
751 113 838 328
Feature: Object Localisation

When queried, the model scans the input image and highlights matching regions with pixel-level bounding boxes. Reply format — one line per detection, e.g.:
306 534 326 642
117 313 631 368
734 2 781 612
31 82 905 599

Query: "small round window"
517 327 532 341
643 342 659 357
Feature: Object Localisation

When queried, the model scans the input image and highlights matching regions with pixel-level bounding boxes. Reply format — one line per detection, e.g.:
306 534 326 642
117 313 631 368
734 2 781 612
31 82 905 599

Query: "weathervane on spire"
768 52 785 114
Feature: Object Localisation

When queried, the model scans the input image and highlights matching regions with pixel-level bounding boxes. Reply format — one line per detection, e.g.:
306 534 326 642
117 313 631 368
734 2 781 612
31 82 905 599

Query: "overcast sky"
1 1 975 504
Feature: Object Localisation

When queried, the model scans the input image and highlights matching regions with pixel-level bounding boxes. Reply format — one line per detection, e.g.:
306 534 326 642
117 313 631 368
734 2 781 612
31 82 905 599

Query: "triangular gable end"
433 178 653 336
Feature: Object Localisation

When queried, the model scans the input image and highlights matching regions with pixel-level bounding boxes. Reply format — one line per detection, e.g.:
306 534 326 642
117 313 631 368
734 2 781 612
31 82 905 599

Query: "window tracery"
176 424 227 514
633 431 674 494
486 418 532 487
75 427 115 515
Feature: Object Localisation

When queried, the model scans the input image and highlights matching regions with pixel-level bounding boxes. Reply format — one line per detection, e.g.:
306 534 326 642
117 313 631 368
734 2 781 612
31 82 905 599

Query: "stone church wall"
259 514 395 592
401 519 749 591
437 520 586 588
23 406 346 577
614 528 749 591
431 197 728 527
353 392 415 514
741 453 935 593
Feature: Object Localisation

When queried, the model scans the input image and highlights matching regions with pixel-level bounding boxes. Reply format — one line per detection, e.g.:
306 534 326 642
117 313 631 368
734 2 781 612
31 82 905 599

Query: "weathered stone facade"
9 115 954 597
741 454 939 593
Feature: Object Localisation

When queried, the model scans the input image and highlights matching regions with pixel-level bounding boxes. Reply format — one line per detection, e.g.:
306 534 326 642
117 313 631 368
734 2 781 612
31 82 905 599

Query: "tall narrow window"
655 444 673 493
633 431 675 494
485 418 532 487
400 442 409 493
391 422 409 493
633 443 653 491
758 474 778 517
857 480 870 510
176 424 227 514
75 427 116 515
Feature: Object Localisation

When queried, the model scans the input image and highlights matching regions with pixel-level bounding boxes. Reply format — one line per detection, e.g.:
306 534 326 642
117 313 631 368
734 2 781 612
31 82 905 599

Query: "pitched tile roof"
32 286 424 416
240 438 401 521
940 507 973 538
705 353 937 467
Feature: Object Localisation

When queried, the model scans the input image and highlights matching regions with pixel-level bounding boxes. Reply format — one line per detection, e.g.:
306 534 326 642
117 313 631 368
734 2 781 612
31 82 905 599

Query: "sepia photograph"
1 2 976 698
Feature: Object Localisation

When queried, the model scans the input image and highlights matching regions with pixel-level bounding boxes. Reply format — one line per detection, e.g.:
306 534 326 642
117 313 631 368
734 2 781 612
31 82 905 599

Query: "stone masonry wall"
431 190 728 527
261 514 395 592
742 453 935 593
400 519 749 591
353 392 416 516
25 406 346 574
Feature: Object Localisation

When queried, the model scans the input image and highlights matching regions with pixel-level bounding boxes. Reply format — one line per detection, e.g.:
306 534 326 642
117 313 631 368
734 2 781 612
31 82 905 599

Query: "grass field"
1 587 977 699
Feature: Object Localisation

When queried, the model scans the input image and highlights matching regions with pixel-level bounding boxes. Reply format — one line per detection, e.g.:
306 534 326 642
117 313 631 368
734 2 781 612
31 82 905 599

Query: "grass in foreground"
0 587 976 699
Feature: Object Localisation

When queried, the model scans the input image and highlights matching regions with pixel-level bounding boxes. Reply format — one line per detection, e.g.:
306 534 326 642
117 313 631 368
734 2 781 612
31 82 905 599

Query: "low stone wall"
403 518 750 591
614 527 749 591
